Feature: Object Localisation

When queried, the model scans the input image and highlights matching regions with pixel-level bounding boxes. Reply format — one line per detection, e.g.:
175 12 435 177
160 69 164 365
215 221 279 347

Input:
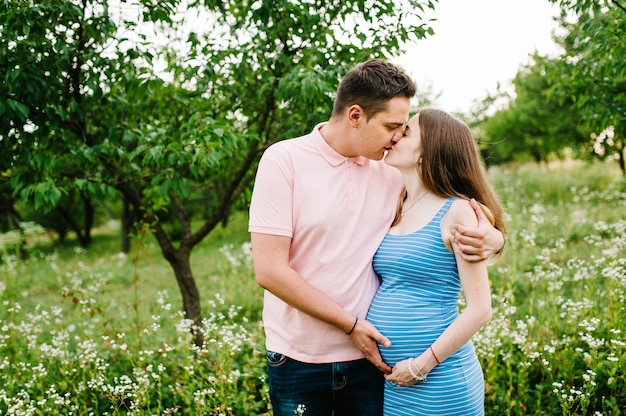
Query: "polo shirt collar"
312 123 366 167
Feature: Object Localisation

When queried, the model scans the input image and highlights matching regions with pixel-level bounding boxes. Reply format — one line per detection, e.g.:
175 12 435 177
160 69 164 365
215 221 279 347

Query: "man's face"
356 96 411 160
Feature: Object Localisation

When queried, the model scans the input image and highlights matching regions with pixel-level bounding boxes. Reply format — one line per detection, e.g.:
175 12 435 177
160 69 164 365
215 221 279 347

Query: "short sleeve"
248 151 294 238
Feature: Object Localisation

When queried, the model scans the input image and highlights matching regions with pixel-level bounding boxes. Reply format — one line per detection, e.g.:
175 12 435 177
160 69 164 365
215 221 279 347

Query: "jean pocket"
267 351 288 367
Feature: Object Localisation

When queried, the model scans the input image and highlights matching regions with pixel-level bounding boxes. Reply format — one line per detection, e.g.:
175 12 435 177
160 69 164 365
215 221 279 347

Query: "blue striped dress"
367 198 485 416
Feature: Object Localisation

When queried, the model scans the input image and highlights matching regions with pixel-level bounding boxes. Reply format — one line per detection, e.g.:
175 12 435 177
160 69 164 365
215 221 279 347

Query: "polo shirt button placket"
346 160 357 207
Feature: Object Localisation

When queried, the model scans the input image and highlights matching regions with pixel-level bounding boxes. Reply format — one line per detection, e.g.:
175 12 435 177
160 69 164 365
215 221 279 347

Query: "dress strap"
432 197 457 222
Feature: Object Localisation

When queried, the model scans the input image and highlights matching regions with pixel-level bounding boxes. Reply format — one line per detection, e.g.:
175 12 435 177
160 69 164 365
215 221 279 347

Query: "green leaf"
7 99 29 121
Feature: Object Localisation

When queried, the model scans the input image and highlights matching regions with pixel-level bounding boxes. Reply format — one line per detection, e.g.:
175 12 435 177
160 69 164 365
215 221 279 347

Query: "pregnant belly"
368 299 457 367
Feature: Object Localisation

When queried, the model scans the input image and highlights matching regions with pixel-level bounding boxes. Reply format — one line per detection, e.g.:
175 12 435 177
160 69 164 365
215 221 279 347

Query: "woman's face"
384 114 422 170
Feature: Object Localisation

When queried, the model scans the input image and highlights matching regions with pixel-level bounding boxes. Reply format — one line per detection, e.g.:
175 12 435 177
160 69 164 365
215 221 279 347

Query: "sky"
395 0 563 113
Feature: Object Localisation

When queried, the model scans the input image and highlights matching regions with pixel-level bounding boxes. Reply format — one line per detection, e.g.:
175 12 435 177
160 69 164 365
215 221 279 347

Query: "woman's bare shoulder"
448 198 478 228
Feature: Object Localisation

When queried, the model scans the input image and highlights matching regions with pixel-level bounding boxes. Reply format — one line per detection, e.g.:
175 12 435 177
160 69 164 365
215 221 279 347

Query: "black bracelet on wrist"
346 317 358 335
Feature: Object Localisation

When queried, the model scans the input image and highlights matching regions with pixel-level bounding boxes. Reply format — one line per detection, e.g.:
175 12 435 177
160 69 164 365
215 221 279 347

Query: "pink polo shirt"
249 123 403 363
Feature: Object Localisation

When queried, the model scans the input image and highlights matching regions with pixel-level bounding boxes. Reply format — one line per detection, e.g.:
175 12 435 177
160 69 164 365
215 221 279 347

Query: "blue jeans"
267 352 384 416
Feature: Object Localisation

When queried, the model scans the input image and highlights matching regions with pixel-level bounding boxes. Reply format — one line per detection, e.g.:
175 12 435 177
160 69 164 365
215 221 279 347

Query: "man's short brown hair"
331 59 416 119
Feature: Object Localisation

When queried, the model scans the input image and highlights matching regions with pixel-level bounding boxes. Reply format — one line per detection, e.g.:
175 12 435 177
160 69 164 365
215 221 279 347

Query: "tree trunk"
57 205 89 247
81 193 94 245
168 249 204 347
118 188 205 346
0 197 27 259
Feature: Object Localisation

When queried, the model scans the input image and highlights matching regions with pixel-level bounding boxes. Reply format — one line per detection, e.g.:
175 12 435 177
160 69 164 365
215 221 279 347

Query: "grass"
480 160 626 415
1 159 625 415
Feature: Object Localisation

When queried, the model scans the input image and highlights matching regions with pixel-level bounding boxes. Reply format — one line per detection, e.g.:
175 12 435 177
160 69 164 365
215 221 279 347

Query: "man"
249 59 503 416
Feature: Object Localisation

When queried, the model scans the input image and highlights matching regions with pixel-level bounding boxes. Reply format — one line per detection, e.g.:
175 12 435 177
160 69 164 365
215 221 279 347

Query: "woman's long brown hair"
396 108 507 260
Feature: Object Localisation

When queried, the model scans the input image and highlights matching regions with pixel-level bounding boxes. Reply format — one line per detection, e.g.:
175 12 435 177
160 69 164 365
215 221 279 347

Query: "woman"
367 108 506 415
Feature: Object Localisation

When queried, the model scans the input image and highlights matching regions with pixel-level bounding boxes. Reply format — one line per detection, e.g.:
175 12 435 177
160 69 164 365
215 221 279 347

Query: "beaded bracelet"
407 358 427 382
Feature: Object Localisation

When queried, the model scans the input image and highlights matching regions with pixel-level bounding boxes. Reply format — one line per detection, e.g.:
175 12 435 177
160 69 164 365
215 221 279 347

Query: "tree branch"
611 0 626 14
190 139 259 247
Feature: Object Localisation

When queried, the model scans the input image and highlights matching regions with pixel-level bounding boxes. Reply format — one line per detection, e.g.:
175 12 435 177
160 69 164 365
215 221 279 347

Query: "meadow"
0 159 625 415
